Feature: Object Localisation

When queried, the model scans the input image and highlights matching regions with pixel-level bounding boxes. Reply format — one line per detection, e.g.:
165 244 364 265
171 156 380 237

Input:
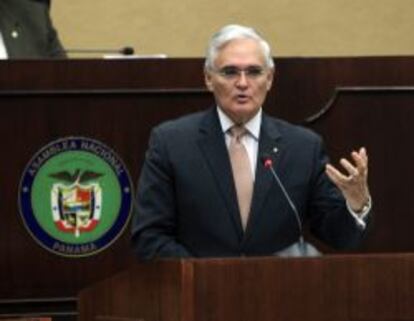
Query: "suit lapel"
244 114 282 240
196 109 244 236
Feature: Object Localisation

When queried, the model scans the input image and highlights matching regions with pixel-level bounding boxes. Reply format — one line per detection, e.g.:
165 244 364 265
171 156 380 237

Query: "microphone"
64 46 135 56
261 153 320 257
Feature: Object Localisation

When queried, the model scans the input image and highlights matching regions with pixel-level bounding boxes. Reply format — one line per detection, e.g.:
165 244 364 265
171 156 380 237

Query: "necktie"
228 126 253 229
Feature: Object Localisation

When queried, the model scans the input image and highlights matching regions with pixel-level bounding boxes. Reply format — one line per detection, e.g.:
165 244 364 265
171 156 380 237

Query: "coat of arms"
19 137 132 257
50 169 103 237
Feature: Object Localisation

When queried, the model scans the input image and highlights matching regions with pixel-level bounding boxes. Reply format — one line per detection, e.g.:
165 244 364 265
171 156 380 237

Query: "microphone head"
121 46 135 55
261 154 273 168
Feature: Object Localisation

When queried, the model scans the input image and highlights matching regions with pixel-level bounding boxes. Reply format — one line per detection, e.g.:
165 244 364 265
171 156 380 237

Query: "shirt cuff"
347 196 372 229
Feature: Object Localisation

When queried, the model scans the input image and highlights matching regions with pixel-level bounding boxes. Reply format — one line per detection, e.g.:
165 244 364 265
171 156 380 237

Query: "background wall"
51 0 413 58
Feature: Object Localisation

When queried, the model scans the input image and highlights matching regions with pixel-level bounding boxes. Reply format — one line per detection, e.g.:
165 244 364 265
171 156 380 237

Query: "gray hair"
204 24 275 70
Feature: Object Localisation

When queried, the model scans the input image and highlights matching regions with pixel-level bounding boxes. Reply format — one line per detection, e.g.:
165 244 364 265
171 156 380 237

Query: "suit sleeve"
131 127 192 259
307 136 369 250
44 3 66 58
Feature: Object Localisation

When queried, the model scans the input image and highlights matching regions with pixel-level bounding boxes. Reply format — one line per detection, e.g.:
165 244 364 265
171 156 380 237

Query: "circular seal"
19 137 133 257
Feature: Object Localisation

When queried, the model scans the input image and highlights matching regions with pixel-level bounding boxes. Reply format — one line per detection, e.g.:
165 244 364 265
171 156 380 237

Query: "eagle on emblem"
49 169 103 184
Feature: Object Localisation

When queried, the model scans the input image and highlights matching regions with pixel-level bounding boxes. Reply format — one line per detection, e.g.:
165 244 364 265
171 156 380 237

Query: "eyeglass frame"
211 65 269 80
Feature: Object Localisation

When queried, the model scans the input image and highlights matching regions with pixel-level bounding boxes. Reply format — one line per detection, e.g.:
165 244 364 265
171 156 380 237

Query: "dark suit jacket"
132 108 367 259
0 0 65 58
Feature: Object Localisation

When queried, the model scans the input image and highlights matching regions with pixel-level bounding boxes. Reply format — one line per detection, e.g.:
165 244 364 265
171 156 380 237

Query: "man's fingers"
326 164 346 186
326 148 369 189
351 148 368 176
340 158 358 177
359 147 368 162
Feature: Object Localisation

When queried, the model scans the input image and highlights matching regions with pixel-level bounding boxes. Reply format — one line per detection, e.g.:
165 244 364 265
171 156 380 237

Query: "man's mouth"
235 94 250 103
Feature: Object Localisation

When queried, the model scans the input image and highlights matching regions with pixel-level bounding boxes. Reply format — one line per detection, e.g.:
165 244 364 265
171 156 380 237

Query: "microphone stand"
262 155 321 257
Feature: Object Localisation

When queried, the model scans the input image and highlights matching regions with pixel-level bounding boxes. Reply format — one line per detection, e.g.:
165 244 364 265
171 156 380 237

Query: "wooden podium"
4 57 414 318
78 254 414 321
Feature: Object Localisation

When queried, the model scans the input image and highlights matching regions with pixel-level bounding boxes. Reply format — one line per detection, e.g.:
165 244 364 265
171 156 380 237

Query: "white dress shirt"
217 107 261 179
0 31 8 59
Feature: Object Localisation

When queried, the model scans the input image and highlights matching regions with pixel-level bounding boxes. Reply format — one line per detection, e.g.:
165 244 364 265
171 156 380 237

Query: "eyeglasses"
214 66 267 80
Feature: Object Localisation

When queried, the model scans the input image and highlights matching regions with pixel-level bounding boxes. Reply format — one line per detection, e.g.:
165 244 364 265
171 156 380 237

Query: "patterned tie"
228 125 253 229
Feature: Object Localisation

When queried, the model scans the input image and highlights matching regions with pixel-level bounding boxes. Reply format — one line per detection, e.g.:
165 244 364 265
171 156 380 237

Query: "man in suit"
0 0 66 59
131 24 371 259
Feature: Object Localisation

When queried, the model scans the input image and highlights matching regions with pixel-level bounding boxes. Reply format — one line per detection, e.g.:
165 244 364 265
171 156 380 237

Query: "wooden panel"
191 258 349 321
78 255 414 321
78 260 190 321
0 90 212 303
350 255 414 320
308 87 414 252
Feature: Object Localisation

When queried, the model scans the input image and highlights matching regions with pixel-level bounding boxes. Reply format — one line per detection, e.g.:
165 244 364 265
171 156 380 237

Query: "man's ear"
266 68 275 91
204 70 214 92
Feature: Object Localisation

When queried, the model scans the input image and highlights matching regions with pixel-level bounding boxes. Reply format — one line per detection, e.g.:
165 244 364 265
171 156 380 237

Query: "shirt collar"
0 31 8 60
217 106 262 140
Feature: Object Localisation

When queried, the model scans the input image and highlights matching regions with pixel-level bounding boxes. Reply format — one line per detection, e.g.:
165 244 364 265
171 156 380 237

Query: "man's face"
205 38 274 124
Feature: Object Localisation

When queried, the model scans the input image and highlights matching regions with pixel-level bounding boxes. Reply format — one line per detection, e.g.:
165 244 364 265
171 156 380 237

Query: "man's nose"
235 71 249 88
